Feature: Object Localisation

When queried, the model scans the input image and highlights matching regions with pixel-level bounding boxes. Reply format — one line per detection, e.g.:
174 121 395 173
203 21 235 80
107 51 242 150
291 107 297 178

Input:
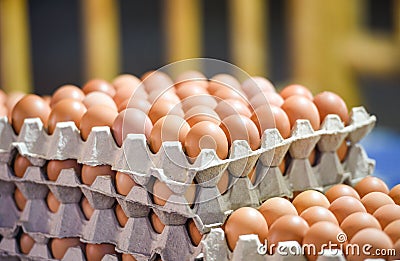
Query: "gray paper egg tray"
0 106 375 260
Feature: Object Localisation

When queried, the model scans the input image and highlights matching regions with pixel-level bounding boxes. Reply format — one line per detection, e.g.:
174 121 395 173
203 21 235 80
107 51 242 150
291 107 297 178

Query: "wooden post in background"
229 0 268 77
81 0 120 81
0 0 32 93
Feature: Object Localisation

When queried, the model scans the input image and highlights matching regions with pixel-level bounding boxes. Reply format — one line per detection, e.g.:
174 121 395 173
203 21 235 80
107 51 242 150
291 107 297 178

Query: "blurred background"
0 0 399 185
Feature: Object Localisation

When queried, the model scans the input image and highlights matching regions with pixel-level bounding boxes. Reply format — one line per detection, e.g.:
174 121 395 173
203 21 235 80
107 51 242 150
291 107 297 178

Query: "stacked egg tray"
0 106 376 261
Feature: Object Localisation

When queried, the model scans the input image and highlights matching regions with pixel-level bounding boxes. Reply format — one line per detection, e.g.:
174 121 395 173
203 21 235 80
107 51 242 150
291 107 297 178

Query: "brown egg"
14 154 32 178
115 204 128 227
43 95 52 105
82 79 116 97
150 211 165 234
214 99 252 120
187 219 202 246
6 91 25 118
118 98 151 114
300 206 338 226
83 91 118 111
184 121 229 160
47 159 81 181
14 187 27 211
280 84 313 100
384 220 400 244
308 149 317 166
249 91 284 109
46 191 60 213
329 196 366 224
224 207 268 251
149 115 190 153
176 83 208 100
184 105 220 127
208 74 241 95
213 89 247 105
241 76 276 98
267 215 309 252
47 99 87 134
251 105 291 139
174 70 208 89
147 88 180 105
217 170 230 195
141 70 174 93
50 85 85 107
50 237 83 259
11 94 51 134
348 228 393 261
389 184 400 205
281 95 320 131
220 115 260 151
354 176 389 198
391 240 400 261
292 190 330 214
325 184 360 203
79 105 118 140
340 212 381 241
373 204 400 229
81 197 94 220
361 191 395 214
313 91 349 124
20 233 35 254
180 94 218 112
85 243 116 261
111 108 153 146
152 179 196 206
258 197 298 227
113 84 136 106
81 165 116 186
302 221 346 261
112 74 141 90
115 172 136 196
148 99 184 124
122 254 137 261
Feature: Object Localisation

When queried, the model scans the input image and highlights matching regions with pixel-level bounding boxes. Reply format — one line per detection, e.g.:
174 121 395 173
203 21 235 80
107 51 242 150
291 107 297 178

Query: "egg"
150 211 165 234
82 79 116 97
329 196 366 224
224 207 268 251
325 184 360 203
302 221 346 261
217 170 230 195
115 204 128 227
174 70 208 89
389 184 400 204
176 82 208 100
300 206 338 226
292 190 330 214
208 74 241 95
308 149 317 166
361 191 395 214
241 76 276 98
85 243 116 261
149 115 190 153
83 91 118 111
11 94 51 134
250 105 291 139
373 204 400 229
281 95 320 130
6 91 25 118
258 197 297 227
267 215 309 252
384 219 400 243
187 219 202 246
122 254 137 261
313 91 349 124
118 98 151 114
46 191 60 213
115 172 137 196
184 121 229 160
354 176 390 198
214 99 252 120
111 108 153 146
50 85 85 107
280 84 313 100
81 197 94 220
81 165 116 185
79 105 118 140
184 105 221 127
13 154 32 178
348 228 393 261
147 88 180 105
152 179 196 206
141 70 174 93
112 84 137 106
220 115 260 151
392 240 400 261
213 88 247 105
148 99 184 124
47 99 87 134
46 159 81 181
180 94 218 112
340 212 381 240
0 105 8 117
14 187 27 211
249 91 284 109
50 237 83 259
20 233 35 254
0 89 6 104
112 74 141 90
